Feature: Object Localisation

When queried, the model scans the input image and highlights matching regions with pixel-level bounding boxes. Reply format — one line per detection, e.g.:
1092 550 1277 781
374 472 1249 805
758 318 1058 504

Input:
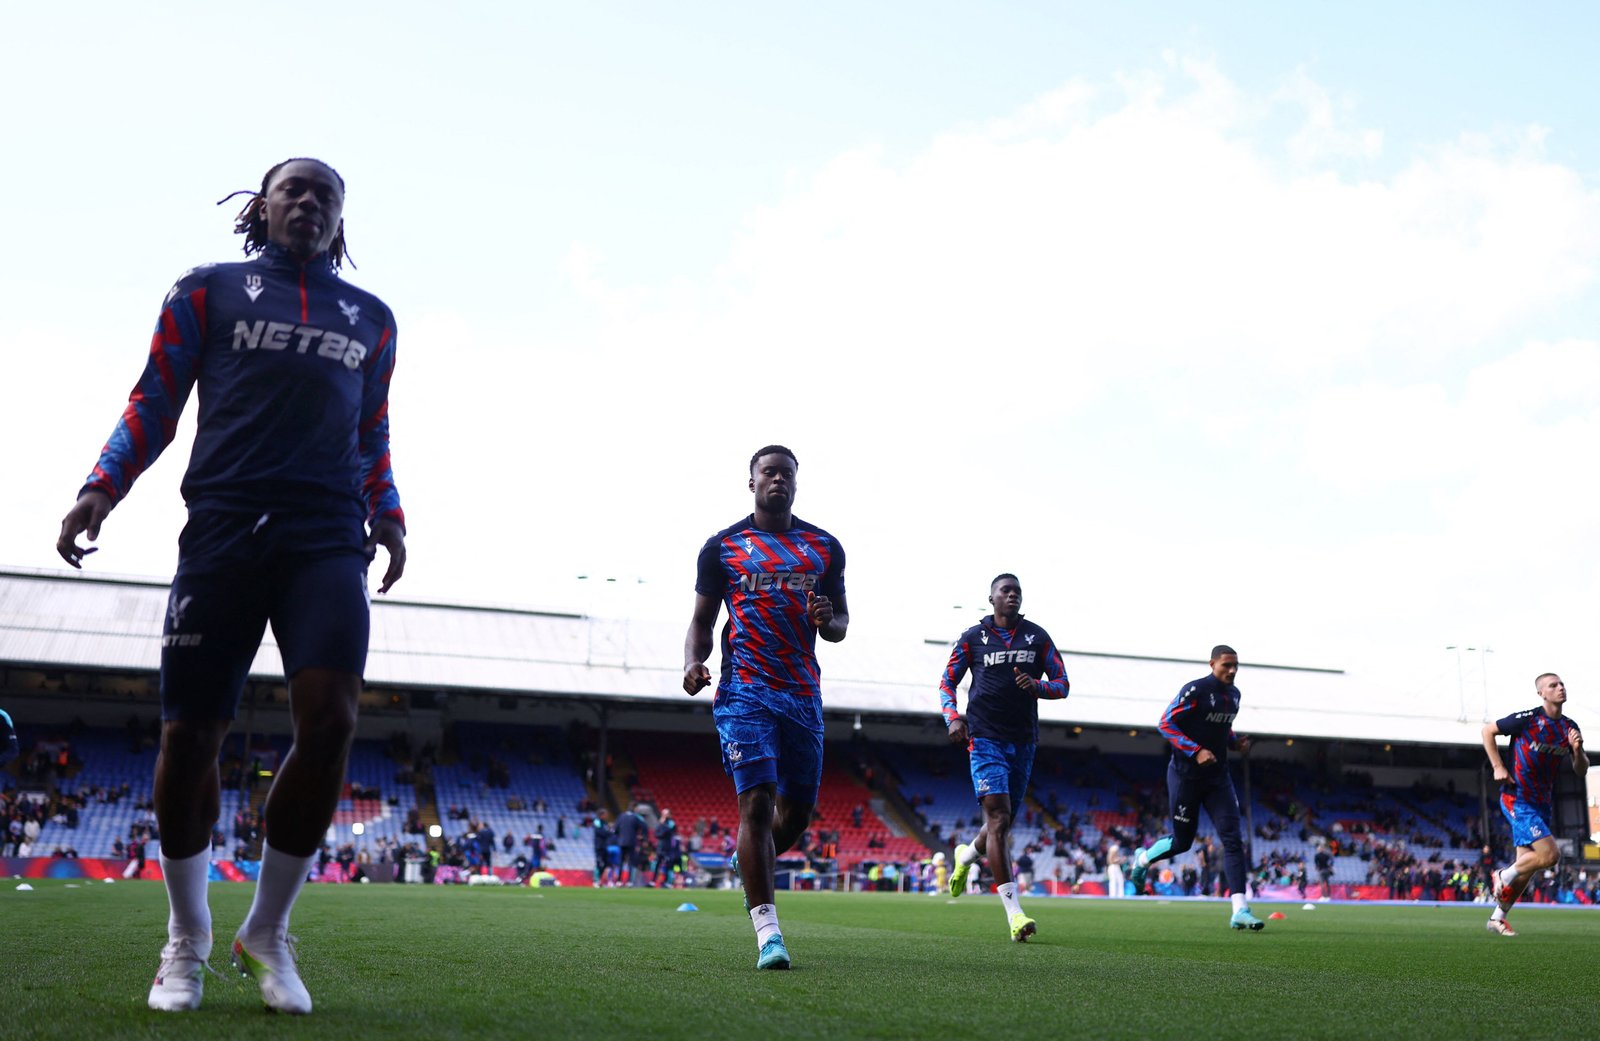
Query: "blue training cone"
676 902 700 912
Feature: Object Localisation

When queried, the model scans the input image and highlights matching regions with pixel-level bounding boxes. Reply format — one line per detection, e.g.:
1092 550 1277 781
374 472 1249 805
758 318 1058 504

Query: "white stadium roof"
0 565 1486 746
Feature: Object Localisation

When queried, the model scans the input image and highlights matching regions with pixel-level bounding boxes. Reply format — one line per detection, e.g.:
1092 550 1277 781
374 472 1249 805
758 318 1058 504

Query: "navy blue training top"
1159 673 1241 773
938 615 1069 744
81 243 403 528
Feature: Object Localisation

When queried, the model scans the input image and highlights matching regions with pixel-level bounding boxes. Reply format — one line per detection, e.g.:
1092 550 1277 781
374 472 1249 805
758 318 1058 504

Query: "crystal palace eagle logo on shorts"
725 742 743 762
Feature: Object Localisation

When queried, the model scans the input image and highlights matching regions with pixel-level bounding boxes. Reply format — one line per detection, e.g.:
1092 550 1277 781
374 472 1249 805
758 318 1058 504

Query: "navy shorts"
712 680 824 806
969 737 1035 804
160 509 370 721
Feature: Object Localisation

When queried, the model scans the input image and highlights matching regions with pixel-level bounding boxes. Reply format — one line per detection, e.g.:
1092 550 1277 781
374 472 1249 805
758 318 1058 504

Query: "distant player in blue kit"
1481 672 1588 936
55 159 406 1013
683 446 848 970
1128 646 1264 930
941 574 1069 941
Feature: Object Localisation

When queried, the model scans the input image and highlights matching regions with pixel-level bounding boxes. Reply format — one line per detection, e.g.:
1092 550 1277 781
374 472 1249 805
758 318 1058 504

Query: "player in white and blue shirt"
1481 672 1588 936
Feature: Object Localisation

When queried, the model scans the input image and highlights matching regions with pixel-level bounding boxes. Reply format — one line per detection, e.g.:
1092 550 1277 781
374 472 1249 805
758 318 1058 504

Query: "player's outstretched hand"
683 663 712 696
947 718 969 747
366 518 407 593
1236 735 1253 755
56 490 112 569
806 591 833 628
1012 667 1038 693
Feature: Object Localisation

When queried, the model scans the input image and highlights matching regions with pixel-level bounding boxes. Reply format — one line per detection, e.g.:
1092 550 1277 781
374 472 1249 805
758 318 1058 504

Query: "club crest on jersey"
244 274 264 302
338 299 361 325
167 594 193 629
1024 634 1035 645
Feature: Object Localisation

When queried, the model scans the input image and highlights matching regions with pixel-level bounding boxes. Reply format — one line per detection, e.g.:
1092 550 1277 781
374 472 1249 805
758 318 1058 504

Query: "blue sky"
2 2 1597 738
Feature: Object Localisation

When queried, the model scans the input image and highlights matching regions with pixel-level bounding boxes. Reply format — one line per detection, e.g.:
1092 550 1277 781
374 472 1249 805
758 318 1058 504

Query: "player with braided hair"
57 157 405 1015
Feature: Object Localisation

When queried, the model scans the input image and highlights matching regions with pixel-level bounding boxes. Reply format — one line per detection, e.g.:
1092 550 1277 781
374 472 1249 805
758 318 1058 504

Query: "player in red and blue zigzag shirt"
939 573 1068 942
683 445 848 970
55 158 405 1015
1127 645 1266 931
1481 672 1588 936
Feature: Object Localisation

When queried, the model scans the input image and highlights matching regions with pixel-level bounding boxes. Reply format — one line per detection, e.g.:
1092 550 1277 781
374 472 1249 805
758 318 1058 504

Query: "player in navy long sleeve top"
1480 672 1588 935
1128 646 1265 930
940 574 1068 942
55 159 405 1015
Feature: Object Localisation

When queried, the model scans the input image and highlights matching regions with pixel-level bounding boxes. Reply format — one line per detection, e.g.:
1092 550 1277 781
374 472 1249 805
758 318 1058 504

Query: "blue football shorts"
968 736 1035 804
160 509 370 721
712 680 824 806
1499 790 1553 848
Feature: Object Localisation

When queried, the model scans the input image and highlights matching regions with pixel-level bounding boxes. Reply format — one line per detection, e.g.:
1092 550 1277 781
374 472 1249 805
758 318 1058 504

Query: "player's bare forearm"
819 612 848 643
1480 724 1511 779
683 624 712 674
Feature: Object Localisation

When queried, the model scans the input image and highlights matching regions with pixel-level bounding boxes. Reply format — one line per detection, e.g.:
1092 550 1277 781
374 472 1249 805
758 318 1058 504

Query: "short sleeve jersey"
695 515 846 696
1496 708 1582 809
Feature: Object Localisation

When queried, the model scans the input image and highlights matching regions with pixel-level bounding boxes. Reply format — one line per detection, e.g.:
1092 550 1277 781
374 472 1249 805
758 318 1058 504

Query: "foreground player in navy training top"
56 159 405 1014
1128 646 1264 930
683 446 848 969
940 574 1068 941
1481 673 1587 936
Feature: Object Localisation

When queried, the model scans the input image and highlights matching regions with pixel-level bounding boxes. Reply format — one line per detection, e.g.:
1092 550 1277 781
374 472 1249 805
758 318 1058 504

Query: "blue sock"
1144 836 1174 866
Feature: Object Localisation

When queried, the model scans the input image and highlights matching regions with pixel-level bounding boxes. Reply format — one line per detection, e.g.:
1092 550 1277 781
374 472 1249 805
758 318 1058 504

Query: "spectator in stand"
1014 850 1035 894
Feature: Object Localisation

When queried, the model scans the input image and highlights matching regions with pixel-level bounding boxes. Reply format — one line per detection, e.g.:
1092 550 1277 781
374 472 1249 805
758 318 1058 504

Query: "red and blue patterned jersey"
938 616 1068 744
1496 708 1582 809
80 243 403 528
1159 674 1241 769
695 515 846 696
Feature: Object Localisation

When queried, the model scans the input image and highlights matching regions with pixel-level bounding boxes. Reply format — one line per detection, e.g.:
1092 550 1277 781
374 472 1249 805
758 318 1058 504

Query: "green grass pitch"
4 880 1594 1040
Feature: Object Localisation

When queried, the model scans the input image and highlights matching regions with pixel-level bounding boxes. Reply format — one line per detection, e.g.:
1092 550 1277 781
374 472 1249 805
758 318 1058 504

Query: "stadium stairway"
856 743 946 852
606 747 639 815
413 772 442 852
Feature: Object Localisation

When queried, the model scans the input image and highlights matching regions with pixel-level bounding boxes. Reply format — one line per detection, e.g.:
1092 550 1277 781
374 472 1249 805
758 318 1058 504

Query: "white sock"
160 848 212 943
1135 848 1148 868
1231 892 1247 914
1490 906 1507 921
240 845 315 941
956 844 979 866
750 903 781 947
997 882 1022 918
1498 866 1518 888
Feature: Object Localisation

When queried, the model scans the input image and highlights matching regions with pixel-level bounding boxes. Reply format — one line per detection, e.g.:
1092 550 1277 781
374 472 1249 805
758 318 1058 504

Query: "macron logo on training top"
232 320 368 370
244 274 264 302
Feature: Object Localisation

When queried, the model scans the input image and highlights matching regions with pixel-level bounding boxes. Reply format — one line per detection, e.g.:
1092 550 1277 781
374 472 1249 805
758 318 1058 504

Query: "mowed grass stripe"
4 880 1593 1041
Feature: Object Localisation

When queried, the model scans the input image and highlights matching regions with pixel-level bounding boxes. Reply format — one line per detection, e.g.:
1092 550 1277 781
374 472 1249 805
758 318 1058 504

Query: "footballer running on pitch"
682 445 848 970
